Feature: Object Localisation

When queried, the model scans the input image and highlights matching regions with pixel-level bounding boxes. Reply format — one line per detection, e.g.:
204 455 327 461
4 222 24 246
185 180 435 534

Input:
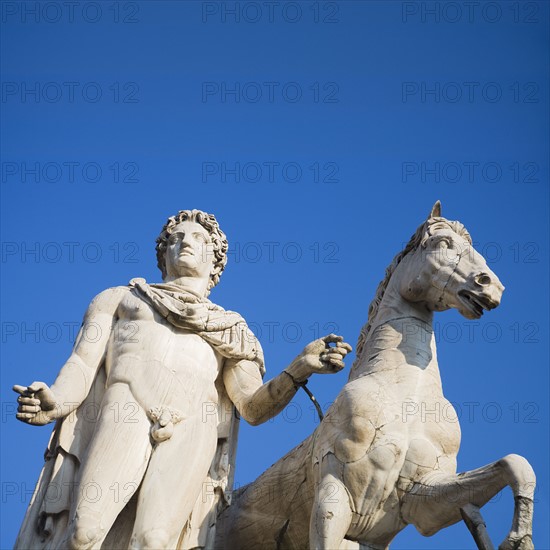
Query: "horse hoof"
499 535 534 550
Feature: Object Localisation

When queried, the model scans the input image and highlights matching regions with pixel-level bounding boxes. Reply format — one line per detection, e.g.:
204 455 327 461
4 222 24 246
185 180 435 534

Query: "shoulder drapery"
129 278 265 376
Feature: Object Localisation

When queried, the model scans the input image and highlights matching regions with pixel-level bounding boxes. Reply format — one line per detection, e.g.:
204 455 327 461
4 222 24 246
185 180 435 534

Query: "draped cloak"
15 278 265 550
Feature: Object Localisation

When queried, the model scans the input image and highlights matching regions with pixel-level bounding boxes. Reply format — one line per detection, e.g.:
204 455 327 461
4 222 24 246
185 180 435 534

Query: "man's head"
156 210 228 293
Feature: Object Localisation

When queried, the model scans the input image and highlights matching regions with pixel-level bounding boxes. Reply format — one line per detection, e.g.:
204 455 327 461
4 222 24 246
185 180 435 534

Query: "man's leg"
67 383 152 550
129 415 218 549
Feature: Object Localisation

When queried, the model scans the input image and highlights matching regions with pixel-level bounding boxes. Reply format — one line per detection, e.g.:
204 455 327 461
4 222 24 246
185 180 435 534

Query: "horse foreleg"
402 454 535 550
310 455 353 550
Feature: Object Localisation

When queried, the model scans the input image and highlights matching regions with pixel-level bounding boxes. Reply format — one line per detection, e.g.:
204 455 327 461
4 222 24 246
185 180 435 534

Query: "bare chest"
108 290 223 384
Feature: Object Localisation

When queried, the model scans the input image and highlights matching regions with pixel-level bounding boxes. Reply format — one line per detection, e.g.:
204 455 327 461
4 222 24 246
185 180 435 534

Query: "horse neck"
349 282 441 385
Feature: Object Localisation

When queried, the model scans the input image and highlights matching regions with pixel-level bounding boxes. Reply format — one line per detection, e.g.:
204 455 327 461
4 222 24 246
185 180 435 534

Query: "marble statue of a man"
13 209 352 550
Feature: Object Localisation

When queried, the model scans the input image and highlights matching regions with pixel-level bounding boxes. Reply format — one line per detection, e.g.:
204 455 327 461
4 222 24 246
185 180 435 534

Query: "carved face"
164 221 215 280
400 226 504 319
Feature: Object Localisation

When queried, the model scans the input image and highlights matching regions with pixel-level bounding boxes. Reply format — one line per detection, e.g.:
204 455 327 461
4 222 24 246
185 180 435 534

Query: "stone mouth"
458 290 494 318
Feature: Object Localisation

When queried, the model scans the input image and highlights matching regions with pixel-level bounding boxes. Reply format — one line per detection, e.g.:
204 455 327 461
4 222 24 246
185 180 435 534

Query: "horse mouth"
458 290 494 318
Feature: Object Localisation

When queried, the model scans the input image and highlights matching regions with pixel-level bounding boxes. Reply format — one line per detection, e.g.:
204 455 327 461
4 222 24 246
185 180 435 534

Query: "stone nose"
474 272 492 287
473 271 504 309
178 236 194 251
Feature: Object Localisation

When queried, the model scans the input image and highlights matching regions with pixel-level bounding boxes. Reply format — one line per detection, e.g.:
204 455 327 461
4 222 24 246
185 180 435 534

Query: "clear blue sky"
1 1 548 548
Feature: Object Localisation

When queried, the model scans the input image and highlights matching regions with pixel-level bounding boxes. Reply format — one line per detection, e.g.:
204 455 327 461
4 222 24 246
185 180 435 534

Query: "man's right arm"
13 286 127 425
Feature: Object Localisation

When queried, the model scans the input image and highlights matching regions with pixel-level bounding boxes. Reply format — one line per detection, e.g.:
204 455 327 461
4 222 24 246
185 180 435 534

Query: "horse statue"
217 202 535 550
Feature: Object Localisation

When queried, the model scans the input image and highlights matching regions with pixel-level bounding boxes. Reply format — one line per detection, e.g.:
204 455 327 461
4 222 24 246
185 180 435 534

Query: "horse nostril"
475 273 492 286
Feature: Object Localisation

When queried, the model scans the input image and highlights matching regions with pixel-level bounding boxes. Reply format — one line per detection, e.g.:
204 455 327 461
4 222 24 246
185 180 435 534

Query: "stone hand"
291 334 353 381
13 382 60 425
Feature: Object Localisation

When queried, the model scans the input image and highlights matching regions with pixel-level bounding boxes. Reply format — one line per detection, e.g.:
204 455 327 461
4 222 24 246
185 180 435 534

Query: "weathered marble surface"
13 210 352 550
217 203 536 550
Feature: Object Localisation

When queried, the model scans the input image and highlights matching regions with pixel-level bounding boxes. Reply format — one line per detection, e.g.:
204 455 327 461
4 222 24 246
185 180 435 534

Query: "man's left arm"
223 334 352 426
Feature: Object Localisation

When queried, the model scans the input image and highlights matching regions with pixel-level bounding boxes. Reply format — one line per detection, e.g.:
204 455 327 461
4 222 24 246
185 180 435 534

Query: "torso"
104 288 223 418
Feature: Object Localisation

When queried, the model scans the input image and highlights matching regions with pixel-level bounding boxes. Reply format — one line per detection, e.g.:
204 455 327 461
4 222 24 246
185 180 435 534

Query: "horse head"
398 201 504 319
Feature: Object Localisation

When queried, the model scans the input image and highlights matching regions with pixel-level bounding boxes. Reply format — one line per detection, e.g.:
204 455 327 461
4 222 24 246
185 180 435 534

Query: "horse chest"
407 396 461 458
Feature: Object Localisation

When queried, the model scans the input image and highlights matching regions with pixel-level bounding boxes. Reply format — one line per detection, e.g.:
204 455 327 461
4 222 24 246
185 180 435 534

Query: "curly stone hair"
155 210 228 293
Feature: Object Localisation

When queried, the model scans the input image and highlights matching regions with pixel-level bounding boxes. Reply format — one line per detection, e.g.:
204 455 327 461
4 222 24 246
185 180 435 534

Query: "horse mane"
350 216 472 379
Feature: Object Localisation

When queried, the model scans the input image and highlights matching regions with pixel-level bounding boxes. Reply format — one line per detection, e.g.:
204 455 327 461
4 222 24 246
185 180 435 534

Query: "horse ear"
429 200 442 218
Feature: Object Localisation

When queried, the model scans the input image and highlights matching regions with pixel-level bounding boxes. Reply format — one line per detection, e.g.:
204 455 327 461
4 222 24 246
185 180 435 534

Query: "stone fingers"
320 353 345 371
14 386 42 419
321 333 343 345
320 335 353 354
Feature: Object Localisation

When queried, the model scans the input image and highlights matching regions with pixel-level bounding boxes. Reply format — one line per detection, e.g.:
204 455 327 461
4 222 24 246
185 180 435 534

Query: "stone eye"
169 234 182 245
